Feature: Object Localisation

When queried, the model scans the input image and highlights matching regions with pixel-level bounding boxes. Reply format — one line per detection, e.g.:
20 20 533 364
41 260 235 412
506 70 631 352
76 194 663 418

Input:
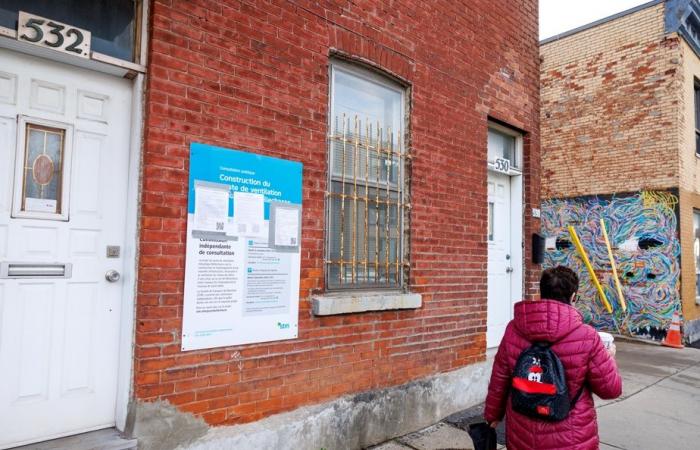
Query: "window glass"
327 63 406 289
694 211 700 300
21 124 65 214
694 80 700 155
0 0 136 61
332 70 402 143
488 128 521 169
695 80 700 129
488 202 494 241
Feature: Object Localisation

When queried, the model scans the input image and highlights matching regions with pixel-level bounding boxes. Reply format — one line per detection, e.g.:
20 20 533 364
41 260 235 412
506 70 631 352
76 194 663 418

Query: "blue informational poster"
181 143 303 351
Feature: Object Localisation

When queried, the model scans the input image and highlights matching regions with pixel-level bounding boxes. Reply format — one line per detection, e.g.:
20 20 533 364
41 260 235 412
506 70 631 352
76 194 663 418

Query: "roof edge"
540 0 664 45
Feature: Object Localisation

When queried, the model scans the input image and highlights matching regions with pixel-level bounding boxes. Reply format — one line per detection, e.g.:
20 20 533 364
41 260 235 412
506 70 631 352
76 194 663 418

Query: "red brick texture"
136 0 541 425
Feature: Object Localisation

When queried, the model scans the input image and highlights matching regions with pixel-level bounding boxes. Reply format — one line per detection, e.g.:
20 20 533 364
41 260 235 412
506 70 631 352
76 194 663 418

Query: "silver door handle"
105 270 121 282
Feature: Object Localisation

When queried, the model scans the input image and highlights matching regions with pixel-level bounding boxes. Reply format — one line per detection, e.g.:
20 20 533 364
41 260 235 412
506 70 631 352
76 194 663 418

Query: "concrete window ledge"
311 291 422 316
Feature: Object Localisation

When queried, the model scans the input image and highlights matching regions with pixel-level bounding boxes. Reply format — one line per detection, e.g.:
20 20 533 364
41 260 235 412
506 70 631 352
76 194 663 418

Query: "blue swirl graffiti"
541 192 681 340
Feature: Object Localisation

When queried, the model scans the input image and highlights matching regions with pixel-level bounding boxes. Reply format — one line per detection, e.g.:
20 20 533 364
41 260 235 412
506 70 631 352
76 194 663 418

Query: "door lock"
105 270 121 282
506 267 514 274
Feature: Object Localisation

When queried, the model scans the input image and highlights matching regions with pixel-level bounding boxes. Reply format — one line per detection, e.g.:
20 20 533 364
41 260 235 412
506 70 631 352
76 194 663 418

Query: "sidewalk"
370 340 700 450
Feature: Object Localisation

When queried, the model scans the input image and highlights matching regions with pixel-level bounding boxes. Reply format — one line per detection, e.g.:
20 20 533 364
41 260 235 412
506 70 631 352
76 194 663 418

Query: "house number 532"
17 11 91 59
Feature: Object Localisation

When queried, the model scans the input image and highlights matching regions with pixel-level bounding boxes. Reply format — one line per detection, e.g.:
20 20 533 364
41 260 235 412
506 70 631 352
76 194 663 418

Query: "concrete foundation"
128 360 491 450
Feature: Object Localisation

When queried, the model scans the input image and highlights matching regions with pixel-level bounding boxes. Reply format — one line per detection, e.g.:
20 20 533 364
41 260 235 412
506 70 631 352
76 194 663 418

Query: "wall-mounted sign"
17 11 91 59
181 143 303 351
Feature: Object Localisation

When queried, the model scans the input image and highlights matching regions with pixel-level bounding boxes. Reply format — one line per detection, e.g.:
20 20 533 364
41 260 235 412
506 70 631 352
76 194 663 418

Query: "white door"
0 49 132 448
487 171 513 348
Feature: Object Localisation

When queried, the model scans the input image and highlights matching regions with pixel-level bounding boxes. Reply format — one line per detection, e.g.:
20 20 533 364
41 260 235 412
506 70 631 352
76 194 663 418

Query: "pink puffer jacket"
484 300 622 450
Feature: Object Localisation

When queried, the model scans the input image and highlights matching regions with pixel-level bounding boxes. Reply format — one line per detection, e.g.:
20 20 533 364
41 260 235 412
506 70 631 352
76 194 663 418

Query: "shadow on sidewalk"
444 403 506 446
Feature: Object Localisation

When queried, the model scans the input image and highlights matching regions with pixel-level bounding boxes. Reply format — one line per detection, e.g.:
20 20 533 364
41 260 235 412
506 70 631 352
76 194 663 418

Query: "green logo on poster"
277 322 290 329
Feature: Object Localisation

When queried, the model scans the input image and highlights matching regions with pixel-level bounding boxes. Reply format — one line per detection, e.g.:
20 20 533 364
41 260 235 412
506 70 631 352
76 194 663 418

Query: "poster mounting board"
181 143 303 351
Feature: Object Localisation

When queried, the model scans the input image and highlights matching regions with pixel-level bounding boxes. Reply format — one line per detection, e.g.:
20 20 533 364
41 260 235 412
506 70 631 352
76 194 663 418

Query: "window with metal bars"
326 61 409 290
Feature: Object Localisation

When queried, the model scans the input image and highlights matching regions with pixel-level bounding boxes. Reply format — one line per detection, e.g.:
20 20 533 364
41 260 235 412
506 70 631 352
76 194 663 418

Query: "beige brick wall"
540 3 682 198
679 190 700 322
680 40 700 192
678 41 700 323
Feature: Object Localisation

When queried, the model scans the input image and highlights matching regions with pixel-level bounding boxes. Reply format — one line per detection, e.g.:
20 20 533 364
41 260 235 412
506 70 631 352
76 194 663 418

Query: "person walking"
484 266 622 450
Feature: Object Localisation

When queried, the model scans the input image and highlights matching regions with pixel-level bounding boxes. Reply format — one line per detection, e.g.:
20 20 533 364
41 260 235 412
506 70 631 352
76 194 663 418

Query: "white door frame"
115 0 151 430
114 71 145 431
0 2 149 433
486 122 524 345
509 172 524 310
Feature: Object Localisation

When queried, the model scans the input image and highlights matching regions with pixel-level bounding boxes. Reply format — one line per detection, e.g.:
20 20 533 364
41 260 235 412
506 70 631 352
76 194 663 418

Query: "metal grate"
326 114 410 289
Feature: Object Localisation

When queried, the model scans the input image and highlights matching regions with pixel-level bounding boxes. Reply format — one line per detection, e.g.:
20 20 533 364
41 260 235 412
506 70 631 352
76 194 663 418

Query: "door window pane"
0 0 137 61
488 128 521 169
21 124 65 214
488 202 494 241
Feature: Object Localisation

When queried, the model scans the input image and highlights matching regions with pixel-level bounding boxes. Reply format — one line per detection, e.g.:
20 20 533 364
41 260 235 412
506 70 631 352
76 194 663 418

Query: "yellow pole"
600 218 627 312
567 225 613 313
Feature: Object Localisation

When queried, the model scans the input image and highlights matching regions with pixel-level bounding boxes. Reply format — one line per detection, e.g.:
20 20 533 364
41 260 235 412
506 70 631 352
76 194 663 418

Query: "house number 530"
494 157 511 174
17 11 91 59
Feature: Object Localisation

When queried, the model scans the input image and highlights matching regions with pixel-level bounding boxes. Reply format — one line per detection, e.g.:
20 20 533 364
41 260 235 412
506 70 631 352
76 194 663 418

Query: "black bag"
467 422 497 450
510 342 582 421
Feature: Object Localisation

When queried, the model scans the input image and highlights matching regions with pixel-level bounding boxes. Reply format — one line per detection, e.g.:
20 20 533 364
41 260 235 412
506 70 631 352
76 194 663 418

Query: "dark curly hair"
540 266 579 304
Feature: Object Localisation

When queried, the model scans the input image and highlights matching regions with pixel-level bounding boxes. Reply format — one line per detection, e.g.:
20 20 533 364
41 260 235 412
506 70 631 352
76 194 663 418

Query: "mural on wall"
541 191 681 341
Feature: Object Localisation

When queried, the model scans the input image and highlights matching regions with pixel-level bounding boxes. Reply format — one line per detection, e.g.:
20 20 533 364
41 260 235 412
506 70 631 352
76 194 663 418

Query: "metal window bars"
326 114 409 289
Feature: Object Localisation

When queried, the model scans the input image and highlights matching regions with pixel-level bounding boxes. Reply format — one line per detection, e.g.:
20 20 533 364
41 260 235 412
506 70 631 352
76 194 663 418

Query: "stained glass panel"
21 124 65 214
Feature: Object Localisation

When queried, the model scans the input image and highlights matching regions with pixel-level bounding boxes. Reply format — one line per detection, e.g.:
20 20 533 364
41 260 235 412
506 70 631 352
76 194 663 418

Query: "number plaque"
493 157 511 174
17 11 91 59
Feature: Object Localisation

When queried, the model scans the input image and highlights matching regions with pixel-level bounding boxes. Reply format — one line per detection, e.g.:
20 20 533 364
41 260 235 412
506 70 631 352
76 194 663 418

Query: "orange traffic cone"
661 310 684 349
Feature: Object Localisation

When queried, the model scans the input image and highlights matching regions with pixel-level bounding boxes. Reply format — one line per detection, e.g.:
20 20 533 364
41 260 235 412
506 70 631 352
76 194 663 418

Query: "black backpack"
510 342 583 421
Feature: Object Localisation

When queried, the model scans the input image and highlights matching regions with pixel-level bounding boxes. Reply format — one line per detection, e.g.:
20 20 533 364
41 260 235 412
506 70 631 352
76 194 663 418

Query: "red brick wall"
136 0 540 425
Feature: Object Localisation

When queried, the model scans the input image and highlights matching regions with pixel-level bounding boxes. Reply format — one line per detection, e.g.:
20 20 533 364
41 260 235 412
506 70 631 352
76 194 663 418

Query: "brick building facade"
131 0 541 448
540 0 700 344
0 1 539 448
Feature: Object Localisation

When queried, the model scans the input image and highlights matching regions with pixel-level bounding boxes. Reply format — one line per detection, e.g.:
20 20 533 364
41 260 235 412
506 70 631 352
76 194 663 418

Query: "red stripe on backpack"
512 377 557 395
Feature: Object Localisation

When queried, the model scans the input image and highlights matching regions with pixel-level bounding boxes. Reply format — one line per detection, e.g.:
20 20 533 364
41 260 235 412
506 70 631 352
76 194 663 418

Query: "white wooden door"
487 171 512 348
0 48 132 448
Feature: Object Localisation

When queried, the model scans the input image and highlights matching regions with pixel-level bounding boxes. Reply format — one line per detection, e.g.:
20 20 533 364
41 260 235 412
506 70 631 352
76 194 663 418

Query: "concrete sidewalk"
371 341 700 450
596 341 700 449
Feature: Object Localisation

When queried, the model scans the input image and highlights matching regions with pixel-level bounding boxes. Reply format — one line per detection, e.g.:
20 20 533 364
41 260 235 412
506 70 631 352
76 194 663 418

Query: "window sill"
311 291 422 316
